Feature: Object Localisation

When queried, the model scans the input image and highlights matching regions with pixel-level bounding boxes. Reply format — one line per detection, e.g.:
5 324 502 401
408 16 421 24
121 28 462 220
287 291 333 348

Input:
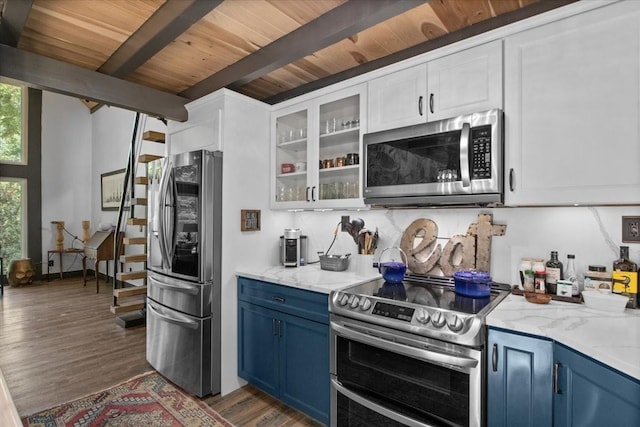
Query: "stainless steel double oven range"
329 274 509 426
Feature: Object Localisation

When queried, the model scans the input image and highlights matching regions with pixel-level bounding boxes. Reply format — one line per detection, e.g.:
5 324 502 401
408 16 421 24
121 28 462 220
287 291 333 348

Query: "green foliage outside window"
0 83 23 162
0 82 25 264
0 180 23 264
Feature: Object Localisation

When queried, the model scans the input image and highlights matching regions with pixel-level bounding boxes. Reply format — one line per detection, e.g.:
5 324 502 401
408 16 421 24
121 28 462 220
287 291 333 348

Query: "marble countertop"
487 293 640 381
236 263 381 294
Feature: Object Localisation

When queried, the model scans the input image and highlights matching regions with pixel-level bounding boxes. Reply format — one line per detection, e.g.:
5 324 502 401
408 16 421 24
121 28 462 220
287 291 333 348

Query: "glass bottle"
566 254 579 297
545 251 563 295
613 246 638 272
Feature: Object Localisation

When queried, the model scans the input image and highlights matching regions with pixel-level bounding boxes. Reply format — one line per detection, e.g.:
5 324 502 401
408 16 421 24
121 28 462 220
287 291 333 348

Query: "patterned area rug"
22 371 234 427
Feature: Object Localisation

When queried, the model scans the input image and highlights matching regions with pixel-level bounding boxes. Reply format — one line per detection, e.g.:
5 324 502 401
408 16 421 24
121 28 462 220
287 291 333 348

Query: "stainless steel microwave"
363 108 503 207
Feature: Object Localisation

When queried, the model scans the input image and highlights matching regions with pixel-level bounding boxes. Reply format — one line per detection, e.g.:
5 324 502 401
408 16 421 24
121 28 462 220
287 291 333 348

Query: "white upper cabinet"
504 1 640 206
427 40 502 121
271 84 366 210
367 64 427 133
367 41 502 133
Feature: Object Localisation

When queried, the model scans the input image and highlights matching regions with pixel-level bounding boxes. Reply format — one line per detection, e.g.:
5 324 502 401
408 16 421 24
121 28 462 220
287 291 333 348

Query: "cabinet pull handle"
272 318 277 336
272 296 286 303
553 363 560 394
509 168 515 192
306 186 310 202
418 96 424 116
429 93 434 114
492 343 498 372
311 186 316 201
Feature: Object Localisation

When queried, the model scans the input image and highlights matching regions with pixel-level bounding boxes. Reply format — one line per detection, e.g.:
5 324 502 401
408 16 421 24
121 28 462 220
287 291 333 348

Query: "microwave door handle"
460 122 471 187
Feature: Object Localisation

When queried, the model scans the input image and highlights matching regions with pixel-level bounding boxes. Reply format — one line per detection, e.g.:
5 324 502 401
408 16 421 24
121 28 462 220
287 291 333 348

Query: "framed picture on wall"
101 169 127 211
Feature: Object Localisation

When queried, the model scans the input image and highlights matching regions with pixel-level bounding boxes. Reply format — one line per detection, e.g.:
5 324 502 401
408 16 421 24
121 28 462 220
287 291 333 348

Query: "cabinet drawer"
238 277 329 324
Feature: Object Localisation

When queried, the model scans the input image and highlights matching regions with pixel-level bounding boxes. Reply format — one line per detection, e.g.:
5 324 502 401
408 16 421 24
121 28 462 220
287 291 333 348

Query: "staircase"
111 115 165 328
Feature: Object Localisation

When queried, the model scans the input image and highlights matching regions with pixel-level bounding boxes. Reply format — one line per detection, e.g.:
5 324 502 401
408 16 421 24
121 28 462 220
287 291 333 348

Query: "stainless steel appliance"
280 228 308 267
146 149 222 397
363 109 503 207
329 274 510 426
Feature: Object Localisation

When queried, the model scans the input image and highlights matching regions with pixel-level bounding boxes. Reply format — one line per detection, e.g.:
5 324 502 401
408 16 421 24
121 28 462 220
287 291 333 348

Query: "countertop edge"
236 265 381 295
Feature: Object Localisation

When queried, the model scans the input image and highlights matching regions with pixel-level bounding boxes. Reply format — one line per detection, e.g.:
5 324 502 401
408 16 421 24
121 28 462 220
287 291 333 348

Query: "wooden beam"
0 44 189 121
0 0 32 47
99 0 222 78
180 0 427 100
262 0 578 105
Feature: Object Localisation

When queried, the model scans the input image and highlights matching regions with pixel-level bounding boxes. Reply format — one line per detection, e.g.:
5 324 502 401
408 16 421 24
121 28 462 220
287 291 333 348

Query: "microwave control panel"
471 125 492 179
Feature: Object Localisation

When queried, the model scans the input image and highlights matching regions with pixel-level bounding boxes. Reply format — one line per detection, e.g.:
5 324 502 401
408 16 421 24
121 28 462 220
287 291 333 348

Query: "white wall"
41 92 92 274
292 206 640 287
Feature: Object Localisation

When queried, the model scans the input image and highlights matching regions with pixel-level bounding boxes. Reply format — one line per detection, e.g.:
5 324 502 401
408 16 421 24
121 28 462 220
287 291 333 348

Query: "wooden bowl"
524 292 552 305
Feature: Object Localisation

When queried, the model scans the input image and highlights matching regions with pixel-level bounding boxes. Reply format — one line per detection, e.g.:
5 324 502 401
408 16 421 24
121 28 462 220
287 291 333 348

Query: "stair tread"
119 254 147 263
114 286 147 298
127 218 147 226
131 198 147 205
143 131 166 143
116 270 147 281
134 176 149 185
123 237 146 245
110 300 145 314
138 154 162 163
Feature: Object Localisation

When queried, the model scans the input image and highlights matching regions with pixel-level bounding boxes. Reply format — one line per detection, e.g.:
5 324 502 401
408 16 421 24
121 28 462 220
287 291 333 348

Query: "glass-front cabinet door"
274 105 310 207
271 84 366 209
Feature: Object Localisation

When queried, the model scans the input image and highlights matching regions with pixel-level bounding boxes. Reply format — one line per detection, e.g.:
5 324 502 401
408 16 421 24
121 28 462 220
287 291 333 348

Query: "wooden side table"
83 231 123 293
47 248 84 281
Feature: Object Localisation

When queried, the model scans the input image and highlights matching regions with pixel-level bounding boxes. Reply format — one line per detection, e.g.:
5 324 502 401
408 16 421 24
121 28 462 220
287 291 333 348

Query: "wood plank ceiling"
0 0 576 120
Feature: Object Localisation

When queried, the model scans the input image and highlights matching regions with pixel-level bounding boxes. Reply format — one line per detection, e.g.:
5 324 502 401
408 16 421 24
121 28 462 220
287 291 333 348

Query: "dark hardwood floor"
0 277 322 426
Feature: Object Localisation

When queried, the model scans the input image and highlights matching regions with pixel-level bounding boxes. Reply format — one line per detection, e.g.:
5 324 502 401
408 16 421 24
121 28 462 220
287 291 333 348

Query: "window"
0 179 27 262
0 82 27 164
0 82 28 263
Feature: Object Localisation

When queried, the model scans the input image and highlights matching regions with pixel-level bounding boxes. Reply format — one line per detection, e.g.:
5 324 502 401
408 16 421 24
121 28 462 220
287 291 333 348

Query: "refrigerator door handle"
157 160 170 269
148 300 199 329
148 274 199 295
165 167 177 264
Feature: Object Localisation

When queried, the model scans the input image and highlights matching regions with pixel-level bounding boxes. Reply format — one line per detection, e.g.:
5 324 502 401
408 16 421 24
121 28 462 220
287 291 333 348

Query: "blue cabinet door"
279 310 330 426
553 343 640 427
487 327 553 427
237 301 279 397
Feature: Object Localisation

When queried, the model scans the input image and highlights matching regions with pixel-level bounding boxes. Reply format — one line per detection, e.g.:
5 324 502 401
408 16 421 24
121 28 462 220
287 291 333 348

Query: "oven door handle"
331 321 478 370
332 379 437 427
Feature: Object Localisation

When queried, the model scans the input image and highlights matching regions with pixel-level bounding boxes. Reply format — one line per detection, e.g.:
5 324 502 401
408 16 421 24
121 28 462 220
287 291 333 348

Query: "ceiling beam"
0 0 33 47
99 0 222 77
263 0 578 105
180 0 427 100
0 44 189 121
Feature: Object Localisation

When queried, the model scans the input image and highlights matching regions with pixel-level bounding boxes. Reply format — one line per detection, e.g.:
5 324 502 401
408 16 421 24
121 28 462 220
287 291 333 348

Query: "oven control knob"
360 298 372 311
447 315 464 332
415 308 430 324
431 311 446 328
349 296 360 309
338 293 350 306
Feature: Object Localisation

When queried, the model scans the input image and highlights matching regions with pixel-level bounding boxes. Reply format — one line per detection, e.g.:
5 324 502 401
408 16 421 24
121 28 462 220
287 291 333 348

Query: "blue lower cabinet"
237 301 279 397
279 310 330 424
238 277 329 426
553 343 640 427
487 327 553 427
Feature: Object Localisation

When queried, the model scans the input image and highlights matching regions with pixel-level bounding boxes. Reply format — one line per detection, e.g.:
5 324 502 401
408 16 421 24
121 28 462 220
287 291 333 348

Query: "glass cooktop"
347 274 509 315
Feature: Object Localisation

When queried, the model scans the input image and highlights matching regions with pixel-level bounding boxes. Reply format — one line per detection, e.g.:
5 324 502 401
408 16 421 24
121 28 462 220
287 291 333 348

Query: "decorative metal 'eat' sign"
399 214 506 276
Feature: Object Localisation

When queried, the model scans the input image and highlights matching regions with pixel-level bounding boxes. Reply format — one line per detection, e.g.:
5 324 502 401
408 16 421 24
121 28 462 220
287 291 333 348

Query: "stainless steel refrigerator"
146 149 222 397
